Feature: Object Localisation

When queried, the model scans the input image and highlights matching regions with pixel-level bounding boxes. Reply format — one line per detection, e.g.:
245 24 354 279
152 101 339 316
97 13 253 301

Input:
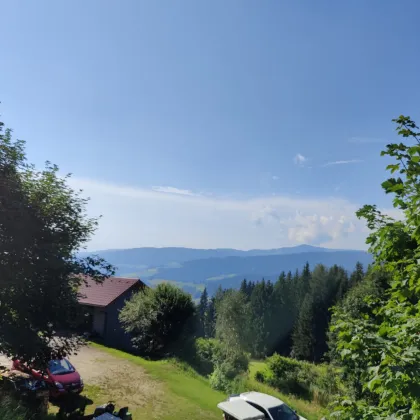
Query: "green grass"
89 343 225 420
247 361 327 420
87 344 325 420
249 360 267 377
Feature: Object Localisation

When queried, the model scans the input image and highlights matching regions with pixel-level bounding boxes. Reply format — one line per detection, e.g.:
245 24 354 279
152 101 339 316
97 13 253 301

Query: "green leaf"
386 164 400 173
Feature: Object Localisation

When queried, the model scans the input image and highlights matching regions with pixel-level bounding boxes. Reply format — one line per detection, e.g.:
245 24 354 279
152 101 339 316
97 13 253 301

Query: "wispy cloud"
349 137 386 144
66 176 381 251
272 175 279 180
152 186 197 196
294 153 307 165
322 159 363 167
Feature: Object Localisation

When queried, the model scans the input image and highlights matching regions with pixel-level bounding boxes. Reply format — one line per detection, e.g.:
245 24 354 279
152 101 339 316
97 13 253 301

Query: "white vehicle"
227 391 307 420
218 399 266 420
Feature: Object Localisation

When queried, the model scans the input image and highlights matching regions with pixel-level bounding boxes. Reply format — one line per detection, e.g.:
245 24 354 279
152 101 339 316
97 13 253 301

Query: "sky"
1 0 418 251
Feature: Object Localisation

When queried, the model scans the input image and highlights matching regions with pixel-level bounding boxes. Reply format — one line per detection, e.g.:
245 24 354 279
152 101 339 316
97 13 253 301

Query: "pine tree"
291 293 315 360
311 265 342 361
197 288 208 337
240 279 248 297
271 271 296 355
292 264 336 361
349 262 365 288
295 263 311 310
248 280 272 357
247 281 256 297
205 297 216 338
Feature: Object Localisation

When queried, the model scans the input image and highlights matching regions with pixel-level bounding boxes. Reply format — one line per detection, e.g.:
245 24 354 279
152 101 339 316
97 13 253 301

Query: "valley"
83 245 372 298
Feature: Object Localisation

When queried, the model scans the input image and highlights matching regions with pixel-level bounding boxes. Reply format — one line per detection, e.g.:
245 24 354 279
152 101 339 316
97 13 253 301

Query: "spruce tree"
197 288 208 337
349 261 365 288
291 292 315 360
205 297 216 338
272 271 296 354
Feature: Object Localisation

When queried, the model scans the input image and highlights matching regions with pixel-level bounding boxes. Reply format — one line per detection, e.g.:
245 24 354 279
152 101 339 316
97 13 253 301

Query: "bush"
313 365 344 406
209 366 232 391
119 283 195 356
266 353 300 379
208 342 249 392
193 337 220 376
263 354 344 406
254 370 265 383
0 393 29 420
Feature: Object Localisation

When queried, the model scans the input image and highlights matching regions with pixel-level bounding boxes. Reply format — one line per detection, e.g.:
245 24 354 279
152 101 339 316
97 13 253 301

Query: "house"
78 276 146 350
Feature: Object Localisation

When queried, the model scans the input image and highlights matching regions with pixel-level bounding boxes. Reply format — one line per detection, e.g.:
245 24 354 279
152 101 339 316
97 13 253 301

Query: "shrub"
264 354 344 406
193 337 220 376
313 365 343 406
0 393 29 420
254 370 265 383
209 342 249 392
120 283 195 356
266 353 300 381
209 366 232 391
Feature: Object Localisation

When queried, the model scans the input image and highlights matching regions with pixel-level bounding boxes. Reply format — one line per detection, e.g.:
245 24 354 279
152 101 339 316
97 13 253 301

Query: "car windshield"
268 404 298 420
48 359 75 375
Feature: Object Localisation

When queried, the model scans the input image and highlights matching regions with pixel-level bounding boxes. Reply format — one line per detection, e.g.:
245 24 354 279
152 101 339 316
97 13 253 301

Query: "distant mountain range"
82 245 372 298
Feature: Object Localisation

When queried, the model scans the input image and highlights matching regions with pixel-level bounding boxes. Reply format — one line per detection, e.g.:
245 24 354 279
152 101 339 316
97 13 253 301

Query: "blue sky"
1 1 417 250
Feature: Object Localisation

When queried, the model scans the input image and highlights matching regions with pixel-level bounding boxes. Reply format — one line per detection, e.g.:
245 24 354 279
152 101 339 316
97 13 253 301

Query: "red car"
12 358 84 398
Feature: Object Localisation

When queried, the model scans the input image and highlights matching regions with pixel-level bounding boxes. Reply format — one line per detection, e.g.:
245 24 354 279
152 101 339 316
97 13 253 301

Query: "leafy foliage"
215 289 249 351
258 354 343 407
120 282 195 356
329 115 420 419
0 119 113 368
193 337 219 375
209 343 249 392
0 394 29 420
328 268 389 400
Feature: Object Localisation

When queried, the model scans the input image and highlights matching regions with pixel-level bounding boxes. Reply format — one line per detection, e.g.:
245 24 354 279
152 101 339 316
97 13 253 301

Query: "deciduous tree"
0 119 113 368
120 282 195 356
330 115 420 418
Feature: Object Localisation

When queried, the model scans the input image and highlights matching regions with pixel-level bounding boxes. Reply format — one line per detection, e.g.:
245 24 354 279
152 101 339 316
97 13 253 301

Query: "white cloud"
152 186 197 196
294 153 307 165
287 213 357 245
67 176 383 252
272 175 279 180
323 159 363 167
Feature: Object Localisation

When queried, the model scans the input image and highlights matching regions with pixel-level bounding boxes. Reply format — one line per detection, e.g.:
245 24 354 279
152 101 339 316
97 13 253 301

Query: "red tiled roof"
78 277 142 307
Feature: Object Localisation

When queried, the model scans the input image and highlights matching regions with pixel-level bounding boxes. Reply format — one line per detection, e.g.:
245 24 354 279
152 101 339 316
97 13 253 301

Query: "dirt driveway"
1 345 166 416
68 346 165 409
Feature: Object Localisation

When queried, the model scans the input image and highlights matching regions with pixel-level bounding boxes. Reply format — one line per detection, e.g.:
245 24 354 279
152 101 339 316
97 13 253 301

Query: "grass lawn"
85 343 224 419
247 361 327 420
48 345 325 419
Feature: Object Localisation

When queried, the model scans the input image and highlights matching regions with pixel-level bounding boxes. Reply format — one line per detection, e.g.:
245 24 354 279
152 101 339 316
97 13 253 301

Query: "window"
48 359 75 375
268 404 298 420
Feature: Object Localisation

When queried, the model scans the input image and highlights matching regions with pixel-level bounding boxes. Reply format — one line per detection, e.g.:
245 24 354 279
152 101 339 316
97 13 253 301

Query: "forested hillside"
195 262 367 361
119 258 382 415
83 246 371 298
82 244 332 269
153 251 371 295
